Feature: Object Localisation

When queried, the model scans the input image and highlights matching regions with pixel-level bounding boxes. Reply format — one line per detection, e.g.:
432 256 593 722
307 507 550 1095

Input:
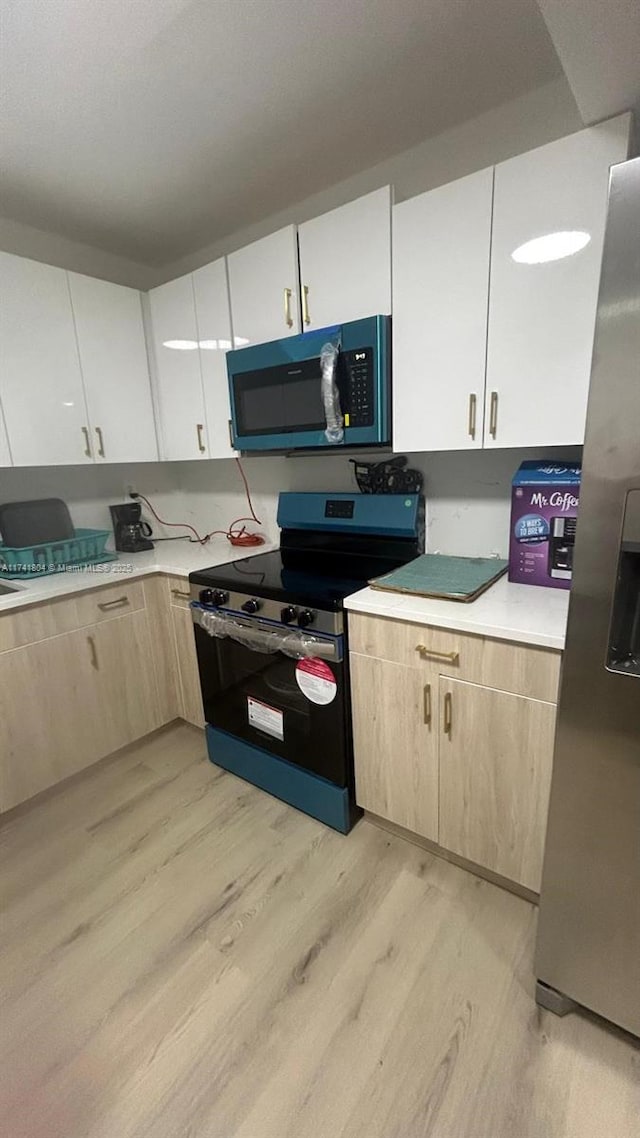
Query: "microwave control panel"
344 348 374 427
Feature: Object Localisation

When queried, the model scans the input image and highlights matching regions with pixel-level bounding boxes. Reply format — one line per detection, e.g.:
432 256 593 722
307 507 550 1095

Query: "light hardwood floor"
0 723 638 1138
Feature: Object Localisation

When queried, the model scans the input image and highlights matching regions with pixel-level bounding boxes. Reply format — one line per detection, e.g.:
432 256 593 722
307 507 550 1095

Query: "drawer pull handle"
171 589 191 600
423 683 431 727
489 390 498 439
87 634 98 670
97 595 130 612
416 645 460 664
468 393 477 440
196 423 206 453
444 691 453 737
284 286 293 328
81 426 91 458
95 426 105 458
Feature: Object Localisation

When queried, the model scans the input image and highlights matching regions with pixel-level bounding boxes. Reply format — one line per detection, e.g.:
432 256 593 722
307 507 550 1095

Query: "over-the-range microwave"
226 314 390 453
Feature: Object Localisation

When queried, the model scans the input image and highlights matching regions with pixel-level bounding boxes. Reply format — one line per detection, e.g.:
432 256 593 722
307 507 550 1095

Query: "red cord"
133 458 265 548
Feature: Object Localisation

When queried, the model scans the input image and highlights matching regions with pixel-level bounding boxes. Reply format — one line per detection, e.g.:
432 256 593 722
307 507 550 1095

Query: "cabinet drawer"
165 575 192 608
348 612 560 703
0 579 146 653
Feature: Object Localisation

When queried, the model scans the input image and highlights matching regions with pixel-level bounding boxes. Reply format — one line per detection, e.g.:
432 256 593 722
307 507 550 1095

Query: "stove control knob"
280 605 297 624
211 589 228 607
199 587 215 606
297 609 315 629
241 598 261 615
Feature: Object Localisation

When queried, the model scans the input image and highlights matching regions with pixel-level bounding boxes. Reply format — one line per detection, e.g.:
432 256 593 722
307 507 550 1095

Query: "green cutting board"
370 554 508 603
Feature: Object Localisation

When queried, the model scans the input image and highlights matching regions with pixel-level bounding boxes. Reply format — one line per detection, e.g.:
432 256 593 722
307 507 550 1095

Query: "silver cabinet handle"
97 595 130 612
302 284 311 325
489 391 498 439
95 426 105 458
468 393 477 440
284 287 293 328
197 423 206 453
81 426 91 458
88 634 98 670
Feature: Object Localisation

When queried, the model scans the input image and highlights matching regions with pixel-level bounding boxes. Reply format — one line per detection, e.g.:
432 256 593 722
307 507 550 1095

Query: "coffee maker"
109 502 154 553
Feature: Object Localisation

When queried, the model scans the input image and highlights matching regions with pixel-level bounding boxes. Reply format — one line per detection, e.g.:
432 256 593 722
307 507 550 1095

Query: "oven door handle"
193 606 337 660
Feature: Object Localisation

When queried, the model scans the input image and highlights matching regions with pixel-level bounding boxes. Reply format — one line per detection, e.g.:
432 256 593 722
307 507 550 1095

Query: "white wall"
0 445 581 560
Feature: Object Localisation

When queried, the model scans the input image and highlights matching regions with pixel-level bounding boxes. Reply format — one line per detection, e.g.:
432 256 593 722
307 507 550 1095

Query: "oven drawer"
347 612 560 702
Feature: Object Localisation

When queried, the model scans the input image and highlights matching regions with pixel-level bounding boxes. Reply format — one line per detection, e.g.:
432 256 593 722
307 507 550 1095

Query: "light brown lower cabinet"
438 678 556 893
0 609 162 812
170 602 205 728
349 612 560 894
350 652 438 841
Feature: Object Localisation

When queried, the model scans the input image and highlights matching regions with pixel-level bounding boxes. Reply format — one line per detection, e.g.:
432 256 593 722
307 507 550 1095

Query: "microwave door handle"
320 341 344 444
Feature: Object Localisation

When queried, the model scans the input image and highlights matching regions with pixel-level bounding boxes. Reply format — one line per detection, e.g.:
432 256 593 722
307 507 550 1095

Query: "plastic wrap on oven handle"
194 607 336 659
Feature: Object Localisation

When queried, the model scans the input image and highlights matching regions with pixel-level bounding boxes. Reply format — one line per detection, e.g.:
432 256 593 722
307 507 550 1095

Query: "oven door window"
193 625 348 786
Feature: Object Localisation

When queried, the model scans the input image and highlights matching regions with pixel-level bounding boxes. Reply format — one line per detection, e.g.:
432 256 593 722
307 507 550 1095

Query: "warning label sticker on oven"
247 697 284 741
295 658 337 705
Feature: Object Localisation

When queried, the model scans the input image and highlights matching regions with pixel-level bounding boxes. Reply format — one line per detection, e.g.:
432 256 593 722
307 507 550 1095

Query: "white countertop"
345 575 570 651
0 538 278 613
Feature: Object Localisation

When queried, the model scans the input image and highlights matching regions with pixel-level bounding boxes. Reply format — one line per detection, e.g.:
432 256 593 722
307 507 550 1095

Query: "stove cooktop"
190 549 402 612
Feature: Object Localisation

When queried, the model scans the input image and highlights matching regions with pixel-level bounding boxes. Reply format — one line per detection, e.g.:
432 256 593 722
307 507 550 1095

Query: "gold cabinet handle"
284 287 293 328
87 634 98 670
468 393 477 440
196 423 206 453
81 426 91 458
423 683 432 727
443 691 453 737
489 390 498 439
95 426 105 458
302 284 311 326
171 588 191 600
97 595 130 612
416 645 460 665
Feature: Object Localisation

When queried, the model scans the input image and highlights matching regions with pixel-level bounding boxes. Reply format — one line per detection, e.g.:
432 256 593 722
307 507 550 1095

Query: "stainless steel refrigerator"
535 155 640 1037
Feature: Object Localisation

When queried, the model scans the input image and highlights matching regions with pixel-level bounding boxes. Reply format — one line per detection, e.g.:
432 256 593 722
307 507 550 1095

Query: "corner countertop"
0 538 278 614
344 575 570 651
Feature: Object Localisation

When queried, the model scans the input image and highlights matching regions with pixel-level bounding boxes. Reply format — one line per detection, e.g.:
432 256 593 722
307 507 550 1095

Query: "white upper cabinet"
0 252 91 466
485 114 631 449
297 187 392 329
227 225 300 346
193 259 235 459
68 273 158 463
0 402 11 466
147 273 209 461
392 169 493 453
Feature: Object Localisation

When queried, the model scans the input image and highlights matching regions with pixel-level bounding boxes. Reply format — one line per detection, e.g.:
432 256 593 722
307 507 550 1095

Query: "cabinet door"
392 169 493 452
193 259 235 459
147 274 208 460
91 609 162 753
171 603 205 727
68 272 158 464
485 115 631 448
0 627 105 811
350 652 438 841
0 252 91 466
298 187 392 329
227 226 300 345
0 401 12 466
439 678 556 891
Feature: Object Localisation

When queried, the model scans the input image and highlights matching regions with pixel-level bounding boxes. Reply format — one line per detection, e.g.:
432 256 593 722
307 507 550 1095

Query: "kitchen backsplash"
0 446 581 559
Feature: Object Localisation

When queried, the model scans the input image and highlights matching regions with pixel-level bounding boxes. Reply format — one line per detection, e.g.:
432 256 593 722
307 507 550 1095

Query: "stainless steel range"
189 492 424 832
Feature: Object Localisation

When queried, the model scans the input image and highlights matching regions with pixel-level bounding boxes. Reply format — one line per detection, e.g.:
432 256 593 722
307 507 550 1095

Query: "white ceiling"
0 0 563 267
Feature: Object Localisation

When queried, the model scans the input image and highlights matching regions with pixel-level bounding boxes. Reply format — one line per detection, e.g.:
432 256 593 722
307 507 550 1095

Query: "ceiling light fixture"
511 231 591 265
162 339 198 350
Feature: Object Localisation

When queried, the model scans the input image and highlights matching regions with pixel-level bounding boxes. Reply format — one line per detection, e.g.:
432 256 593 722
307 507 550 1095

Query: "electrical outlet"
124 483 137 500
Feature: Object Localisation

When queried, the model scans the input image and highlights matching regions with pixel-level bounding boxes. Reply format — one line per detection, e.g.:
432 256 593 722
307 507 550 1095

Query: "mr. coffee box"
509 461 581 590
